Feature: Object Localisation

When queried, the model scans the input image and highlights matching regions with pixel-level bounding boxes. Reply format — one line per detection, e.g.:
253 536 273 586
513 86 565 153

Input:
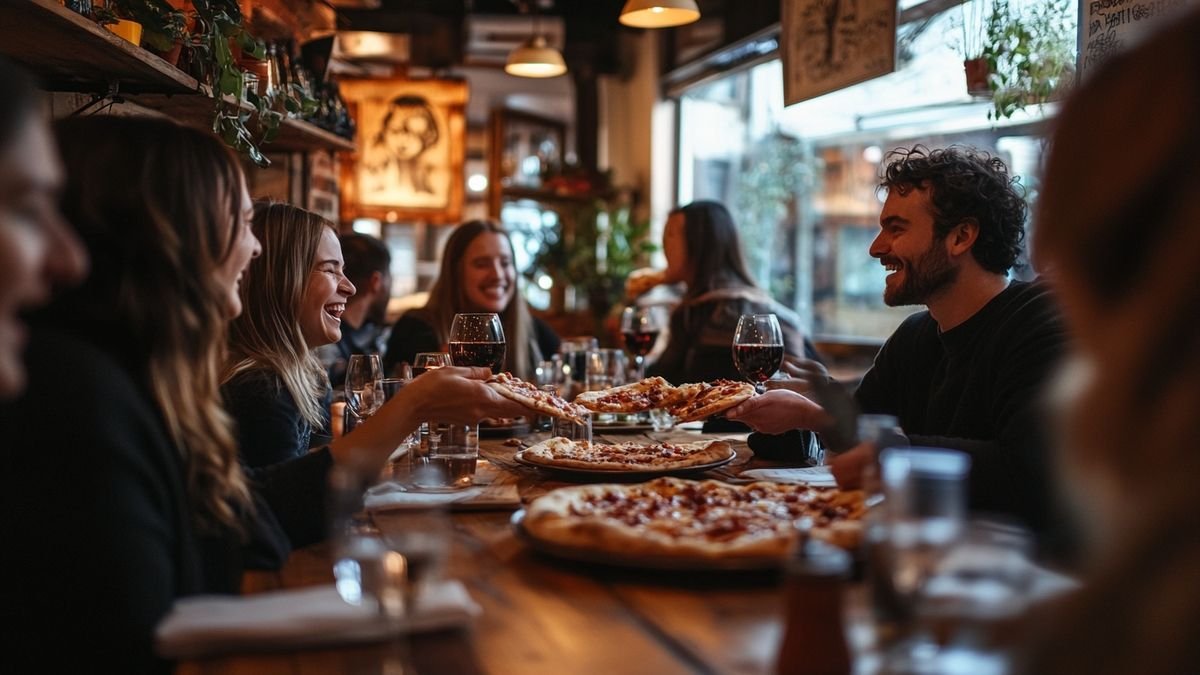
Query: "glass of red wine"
620 305 663 381
448 313 506 371
732 313 784 393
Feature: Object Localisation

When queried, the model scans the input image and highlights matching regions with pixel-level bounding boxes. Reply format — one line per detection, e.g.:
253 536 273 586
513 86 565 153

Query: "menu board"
781 0 897 106
1079 0 1194 80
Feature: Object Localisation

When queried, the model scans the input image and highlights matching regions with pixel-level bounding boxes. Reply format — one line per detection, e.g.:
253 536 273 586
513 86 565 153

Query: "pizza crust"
517 437 733 471
486 372 590 424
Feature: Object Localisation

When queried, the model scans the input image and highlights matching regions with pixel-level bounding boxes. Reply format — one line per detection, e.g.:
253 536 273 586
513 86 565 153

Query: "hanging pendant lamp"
505 34 567 78
619 0 701 28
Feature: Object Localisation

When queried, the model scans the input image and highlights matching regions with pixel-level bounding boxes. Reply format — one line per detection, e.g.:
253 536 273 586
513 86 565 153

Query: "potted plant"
958 0 1076 120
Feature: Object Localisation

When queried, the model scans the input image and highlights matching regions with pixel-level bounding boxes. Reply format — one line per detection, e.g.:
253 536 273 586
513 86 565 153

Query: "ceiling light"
505 35 567 78
619 0 701 28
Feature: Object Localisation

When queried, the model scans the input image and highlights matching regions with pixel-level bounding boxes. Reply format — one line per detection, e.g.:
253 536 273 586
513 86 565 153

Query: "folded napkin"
364 484 485 511
156 580 479 659
740 465 838 487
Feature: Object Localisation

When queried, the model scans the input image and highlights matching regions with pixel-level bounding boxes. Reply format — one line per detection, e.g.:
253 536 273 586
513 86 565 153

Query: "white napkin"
155 580 479 659
364 484 484 511
740 465 838 487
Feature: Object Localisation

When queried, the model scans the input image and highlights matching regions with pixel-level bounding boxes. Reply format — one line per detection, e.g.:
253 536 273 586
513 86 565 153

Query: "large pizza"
521 477 865 560
517 437 733 472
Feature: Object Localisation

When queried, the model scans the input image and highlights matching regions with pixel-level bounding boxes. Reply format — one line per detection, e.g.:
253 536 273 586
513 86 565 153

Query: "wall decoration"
339 77 468 224
487 108 566 215
781 0 898 106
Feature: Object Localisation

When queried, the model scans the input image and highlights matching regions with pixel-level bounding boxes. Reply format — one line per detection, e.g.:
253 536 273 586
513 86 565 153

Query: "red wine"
449 341 506 370
733 343 784 382
622 330 659 357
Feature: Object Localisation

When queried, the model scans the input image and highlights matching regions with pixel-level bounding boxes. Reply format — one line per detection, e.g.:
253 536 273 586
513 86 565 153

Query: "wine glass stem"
634 355 646 381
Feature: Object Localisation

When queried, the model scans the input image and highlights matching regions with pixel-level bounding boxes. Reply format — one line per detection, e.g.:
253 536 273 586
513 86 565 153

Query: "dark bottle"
776 523 853 675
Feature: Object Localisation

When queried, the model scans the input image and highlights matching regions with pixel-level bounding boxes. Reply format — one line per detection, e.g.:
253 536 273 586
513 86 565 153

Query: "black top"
0 326 332 672
648 290 821 385
383 311 561 379
854 280 1067 533
223 368 332 468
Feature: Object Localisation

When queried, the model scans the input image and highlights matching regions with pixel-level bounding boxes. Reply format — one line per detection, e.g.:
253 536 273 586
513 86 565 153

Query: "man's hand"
765 358 832 395
829 442 876 490
625 267 667 300
725 389 834 434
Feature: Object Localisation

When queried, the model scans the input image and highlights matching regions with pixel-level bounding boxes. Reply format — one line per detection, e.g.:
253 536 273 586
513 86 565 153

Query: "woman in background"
628 200 820 385
385 219 559 380
224 202 354 467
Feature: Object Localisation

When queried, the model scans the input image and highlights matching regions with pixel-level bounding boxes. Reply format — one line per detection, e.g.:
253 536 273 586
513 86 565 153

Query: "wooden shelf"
0 0 354 153
0 0 197 94
500 186 612 205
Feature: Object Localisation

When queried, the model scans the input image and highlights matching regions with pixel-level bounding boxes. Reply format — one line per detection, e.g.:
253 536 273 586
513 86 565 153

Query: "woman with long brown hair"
224 202 353 467
2 115 530 672
384 219 559 379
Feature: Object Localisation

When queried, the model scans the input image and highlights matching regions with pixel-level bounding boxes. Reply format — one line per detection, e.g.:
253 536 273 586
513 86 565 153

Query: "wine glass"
732 313 784 393
412 351 452 377
345 354 385 421
621 305 663 381
448 313 506 371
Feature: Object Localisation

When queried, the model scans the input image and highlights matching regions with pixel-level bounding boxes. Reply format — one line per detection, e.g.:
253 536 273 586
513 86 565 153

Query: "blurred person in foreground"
2 115 532 672
384 219 559 380
728 147 1068 538
1022 11 1200 673
626 200 820 385
317 232 392 392
223 202 353 466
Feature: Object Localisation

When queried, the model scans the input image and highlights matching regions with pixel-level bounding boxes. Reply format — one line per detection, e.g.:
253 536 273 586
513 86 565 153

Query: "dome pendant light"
619 0 701 28
505 35 567 78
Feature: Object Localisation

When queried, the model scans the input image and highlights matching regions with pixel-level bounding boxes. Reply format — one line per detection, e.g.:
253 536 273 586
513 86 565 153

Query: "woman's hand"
625 267 668 299
725 389 834 434
400 366 532 423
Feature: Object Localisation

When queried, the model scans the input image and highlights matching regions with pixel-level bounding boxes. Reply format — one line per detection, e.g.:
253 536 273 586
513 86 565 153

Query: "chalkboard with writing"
782 0 898 106
1079 0 1195 80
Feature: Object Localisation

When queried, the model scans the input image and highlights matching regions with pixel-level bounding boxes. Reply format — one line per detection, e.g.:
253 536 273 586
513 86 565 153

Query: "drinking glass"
586 349 626 424
732 314 785 393
448 313 506 371
620 305 664 381
329 465 406 621
408 353 453 476
411 423 478 491
379 506 451 616
345 354 384 420
559 336 599 400
412 351 452 378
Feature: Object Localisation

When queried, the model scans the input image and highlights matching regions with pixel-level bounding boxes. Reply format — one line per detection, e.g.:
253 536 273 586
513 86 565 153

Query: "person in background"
317 232 392 393
223 202 353 467
3 114 532 672
728 147 1067 539
385 219 559 380
626 200 821 385
0 58 88 402
1022 11 1200 671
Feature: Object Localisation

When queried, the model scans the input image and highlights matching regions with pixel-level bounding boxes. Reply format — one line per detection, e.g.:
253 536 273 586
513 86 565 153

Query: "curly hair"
880 145 1026 274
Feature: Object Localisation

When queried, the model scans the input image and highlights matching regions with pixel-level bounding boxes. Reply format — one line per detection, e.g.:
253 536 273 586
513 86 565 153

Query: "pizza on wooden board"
666 379 756 422
517 437 733 471
522 477 865 559
574 376 686 413
487 372 591 424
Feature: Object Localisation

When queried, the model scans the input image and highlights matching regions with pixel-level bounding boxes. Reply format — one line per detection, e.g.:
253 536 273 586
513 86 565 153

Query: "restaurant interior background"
2 0 1082 375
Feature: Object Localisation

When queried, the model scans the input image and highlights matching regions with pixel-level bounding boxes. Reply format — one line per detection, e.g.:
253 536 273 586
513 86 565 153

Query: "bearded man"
730 146 1067 535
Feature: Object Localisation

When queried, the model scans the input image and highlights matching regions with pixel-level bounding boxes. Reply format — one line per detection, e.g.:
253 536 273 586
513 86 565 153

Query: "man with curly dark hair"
731 146 1068 541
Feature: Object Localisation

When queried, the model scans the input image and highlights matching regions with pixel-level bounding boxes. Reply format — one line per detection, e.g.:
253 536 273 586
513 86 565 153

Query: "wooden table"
179 430 795 675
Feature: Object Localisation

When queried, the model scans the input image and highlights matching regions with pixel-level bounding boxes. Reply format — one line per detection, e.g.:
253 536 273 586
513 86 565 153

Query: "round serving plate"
510 450 735 481
510 509 784 572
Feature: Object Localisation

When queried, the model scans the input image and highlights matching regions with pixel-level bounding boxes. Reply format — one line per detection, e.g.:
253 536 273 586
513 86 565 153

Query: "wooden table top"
178 429 798 675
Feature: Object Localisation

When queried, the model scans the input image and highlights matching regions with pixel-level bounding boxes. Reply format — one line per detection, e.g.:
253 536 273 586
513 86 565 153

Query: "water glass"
328 465 407 621
586 348 626 423
411 423 478 491
559 336 599 399
648 407 676 432
379 506 451 615
552 414 593 444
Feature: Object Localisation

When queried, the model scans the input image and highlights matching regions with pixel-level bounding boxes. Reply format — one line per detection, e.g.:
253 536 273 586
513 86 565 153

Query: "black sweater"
855 280 1067 533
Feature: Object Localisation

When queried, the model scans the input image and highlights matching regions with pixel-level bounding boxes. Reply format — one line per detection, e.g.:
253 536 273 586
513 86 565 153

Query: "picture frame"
781 0 897 106
487 108 566 215
339 77 468 224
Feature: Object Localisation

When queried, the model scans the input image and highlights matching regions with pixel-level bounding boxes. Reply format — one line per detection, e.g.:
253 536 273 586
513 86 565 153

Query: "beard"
366 293 390 326
883 240 959 307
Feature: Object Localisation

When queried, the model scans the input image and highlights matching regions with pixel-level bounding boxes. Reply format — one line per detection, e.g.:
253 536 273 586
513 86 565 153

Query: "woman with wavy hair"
224 202 353 467
385 219 560 380
2 115 530 672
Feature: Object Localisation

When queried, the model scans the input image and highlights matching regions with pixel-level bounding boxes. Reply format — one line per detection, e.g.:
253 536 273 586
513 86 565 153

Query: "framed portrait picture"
487 108 566 215
339 77 468 224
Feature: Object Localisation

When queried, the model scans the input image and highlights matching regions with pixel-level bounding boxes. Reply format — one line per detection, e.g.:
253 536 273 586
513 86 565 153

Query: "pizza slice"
487 372 591 424
518 437 733 471
574 376 687 413
667 379 756 422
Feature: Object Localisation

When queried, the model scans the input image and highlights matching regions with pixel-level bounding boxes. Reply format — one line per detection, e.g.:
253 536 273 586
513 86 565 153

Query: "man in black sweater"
730 146 1066 534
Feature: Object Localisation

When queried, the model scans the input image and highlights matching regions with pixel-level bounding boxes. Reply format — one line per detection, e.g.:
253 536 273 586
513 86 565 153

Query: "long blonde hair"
53 116 251 533
414 220 541 378
224 202 334 429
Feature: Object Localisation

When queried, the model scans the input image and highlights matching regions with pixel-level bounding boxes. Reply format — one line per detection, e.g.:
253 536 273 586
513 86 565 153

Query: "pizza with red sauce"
487 372 591 424
666 379 756 422
574 376 686 413
517 437 733 471
522 477 865 558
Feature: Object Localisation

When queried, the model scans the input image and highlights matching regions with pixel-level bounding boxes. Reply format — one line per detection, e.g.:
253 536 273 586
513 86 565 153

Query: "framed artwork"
487 108 566 215
781 0 897 106
339 77 468 224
